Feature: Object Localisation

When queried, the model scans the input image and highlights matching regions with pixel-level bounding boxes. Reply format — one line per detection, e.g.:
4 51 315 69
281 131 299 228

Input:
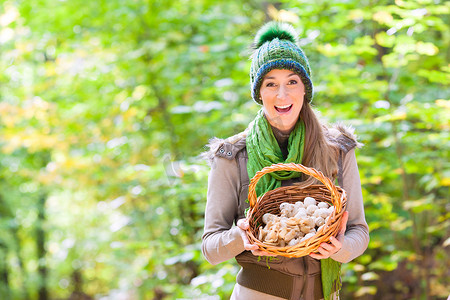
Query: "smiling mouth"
275 104 293 113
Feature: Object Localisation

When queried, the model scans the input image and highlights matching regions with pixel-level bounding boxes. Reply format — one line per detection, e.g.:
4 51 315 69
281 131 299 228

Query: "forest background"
0 0 449 299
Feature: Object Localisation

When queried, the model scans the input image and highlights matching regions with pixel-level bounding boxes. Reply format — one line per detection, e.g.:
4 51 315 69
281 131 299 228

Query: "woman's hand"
309 211 349 260
237 219 277 257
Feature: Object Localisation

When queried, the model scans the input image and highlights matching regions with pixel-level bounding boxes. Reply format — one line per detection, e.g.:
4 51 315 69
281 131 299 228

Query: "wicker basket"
245 163 347 258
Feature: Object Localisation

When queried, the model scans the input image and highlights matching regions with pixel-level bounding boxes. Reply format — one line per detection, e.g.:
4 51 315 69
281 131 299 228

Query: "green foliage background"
0 0 449 299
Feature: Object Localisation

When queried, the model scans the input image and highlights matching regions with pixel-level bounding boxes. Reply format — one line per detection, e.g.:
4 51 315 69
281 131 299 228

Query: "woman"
202 21 369 300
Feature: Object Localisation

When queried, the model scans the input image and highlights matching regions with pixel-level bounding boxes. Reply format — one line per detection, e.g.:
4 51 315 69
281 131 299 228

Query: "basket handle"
247 163 342 213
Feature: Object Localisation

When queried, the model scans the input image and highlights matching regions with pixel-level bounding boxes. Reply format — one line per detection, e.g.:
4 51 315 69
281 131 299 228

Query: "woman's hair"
299 101 340 186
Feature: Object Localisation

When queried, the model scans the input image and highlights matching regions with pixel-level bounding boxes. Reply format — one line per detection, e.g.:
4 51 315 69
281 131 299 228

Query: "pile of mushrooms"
258 197 334 247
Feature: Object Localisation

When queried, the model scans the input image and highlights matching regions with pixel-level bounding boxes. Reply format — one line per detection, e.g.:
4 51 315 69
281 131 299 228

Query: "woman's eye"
288 80 298 85
266 82 276 87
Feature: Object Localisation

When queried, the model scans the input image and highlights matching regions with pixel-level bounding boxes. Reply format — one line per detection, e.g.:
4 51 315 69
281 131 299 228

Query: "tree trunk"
68 269 93 300
36 193 48 300
0 241 11 299
12 225 30 300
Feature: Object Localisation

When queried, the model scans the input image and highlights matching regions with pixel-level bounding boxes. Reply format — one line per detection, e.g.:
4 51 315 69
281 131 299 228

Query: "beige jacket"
201 126 369 299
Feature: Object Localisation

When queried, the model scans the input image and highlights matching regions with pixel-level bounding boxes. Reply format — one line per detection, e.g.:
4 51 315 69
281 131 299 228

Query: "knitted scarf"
246 109 305 196
246 109 341 300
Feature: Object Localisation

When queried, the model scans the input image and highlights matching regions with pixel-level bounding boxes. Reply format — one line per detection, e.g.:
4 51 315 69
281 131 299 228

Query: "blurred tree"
0 0 448 299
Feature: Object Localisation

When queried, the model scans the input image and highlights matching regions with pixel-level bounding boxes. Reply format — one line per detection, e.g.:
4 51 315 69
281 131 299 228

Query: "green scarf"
246 109 305 197
246 109 341 300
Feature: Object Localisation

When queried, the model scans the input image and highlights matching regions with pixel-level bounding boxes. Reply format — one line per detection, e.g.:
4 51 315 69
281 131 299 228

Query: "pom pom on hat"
254 21 298 48
250 21 314 105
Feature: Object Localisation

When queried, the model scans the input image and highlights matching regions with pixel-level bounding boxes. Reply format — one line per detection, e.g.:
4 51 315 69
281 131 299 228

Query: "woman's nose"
277 85 287 99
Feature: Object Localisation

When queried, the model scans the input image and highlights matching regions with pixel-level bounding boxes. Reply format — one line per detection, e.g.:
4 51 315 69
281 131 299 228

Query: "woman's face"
260 69 305 132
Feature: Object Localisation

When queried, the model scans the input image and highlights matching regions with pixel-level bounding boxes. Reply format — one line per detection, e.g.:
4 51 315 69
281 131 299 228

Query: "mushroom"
294 201 305 210
304 197 316 207
315 217 325 227
262 213 278 224
328 206 335 215
300 225 313 234
314 208 329 219
265 227 278 243
318 202 329 209
294 208 307 219
280 203 295 217
288 238 299 246
306 205 318 216
259 226 268 240
284 228 297 242
304 216 315 228
285 217 302 227
301 232 316 242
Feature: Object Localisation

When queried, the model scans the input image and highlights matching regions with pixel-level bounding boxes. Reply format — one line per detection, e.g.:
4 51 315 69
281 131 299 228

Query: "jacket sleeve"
330 148 370 263
201 155 246 265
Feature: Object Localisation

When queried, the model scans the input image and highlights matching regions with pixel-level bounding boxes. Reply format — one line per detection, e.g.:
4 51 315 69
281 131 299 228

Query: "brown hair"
298 102 339 186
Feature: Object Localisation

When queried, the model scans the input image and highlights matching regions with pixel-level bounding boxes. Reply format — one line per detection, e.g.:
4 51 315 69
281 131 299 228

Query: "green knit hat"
250 21 313 104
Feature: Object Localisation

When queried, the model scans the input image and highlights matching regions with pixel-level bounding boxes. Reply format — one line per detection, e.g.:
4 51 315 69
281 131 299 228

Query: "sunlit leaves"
0 0 449 299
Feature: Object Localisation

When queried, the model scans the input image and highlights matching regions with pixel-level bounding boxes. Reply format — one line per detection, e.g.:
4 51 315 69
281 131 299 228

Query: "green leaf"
375 32 395 48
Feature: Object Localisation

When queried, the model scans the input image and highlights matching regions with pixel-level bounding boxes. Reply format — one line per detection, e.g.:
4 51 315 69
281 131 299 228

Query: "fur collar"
202 124 361 165
325 123 363 152
201 129 248 165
